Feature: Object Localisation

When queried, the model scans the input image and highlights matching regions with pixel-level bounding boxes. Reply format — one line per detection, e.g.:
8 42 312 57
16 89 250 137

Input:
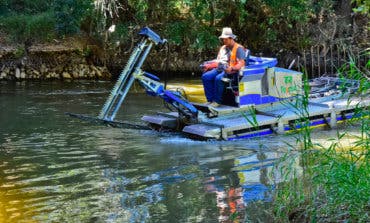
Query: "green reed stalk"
272 50 369 222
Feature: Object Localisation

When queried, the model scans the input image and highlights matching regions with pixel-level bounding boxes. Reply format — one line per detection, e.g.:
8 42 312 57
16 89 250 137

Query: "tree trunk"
335 0 353 37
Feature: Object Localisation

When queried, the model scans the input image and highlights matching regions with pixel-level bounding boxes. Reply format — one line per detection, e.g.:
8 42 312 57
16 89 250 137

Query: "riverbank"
272 113 369 222
0 42 206 81
0 43 112 80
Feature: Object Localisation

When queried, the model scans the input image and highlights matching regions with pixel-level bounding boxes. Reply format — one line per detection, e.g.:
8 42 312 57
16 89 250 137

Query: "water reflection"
202 149 279 222
0 81 308 222
0 134 286 222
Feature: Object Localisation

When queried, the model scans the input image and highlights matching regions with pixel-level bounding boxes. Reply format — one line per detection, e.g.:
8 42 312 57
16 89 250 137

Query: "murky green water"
0 80 359 222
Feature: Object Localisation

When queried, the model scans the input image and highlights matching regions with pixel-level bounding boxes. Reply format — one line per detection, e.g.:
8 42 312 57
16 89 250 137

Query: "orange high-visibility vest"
217 43 244 67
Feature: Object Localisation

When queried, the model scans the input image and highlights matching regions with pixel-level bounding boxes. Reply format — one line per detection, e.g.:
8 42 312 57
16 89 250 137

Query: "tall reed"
272 53 369 222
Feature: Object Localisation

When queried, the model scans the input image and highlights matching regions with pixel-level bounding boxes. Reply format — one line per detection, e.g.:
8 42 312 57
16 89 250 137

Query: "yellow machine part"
166 82 206 103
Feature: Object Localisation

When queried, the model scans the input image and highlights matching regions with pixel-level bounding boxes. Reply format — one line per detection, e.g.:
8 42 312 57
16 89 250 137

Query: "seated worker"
201 27 246 107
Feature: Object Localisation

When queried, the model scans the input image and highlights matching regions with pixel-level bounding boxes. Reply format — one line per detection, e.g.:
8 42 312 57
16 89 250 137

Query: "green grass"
272 56 369 222
274 142 369 222
0 11 56 43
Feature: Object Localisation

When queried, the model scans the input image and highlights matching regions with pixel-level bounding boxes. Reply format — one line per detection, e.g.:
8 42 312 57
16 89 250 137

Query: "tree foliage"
54 0 93 36
0 0 368 61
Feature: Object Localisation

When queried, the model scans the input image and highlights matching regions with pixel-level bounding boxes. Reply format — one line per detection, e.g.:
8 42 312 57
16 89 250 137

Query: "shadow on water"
1 80 303 222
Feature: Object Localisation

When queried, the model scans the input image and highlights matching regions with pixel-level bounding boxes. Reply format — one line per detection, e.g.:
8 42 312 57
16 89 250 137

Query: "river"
0 80 361 222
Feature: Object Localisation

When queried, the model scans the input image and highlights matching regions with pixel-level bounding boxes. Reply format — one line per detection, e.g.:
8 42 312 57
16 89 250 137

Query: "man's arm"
201 46 228 72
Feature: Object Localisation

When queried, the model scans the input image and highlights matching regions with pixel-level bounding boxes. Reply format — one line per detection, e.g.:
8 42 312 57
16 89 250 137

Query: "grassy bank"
274 137 369 222
272 58 369 222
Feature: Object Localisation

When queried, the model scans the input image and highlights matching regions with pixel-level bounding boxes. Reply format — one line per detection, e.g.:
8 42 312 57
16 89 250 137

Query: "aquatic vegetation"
272 55 369 222
274 139 369 222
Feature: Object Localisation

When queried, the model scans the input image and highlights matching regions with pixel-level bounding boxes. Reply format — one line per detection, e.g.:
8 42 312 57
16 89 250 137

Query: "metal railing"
292 44 369 77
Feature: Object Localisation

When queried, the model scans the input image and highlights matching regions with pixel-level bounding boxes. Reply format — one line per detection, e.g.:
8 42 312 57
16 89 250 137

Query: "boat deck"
142 96 369 140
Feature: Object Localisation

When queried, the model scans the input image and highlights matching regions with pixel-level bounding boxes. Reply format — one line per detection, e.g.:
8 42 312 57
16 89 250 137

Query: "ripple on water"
0 80 325 222
44 90 109 95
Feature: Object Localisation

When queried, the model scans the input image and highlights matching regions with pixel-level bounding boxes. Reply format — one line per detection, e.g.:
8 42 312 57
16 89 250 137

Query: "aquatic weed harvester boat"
67 27 369 140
